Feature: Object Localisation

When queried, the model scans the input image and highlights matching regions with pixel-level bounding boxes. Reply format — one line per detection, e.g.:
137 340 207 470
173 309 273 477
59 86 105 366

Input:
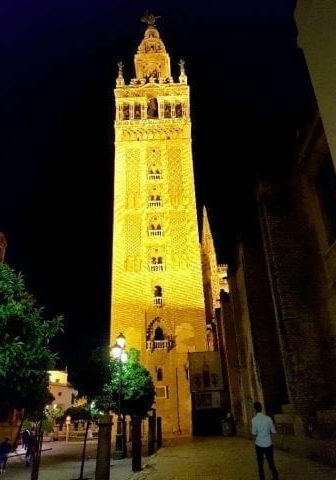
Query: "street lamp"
111 332 128 459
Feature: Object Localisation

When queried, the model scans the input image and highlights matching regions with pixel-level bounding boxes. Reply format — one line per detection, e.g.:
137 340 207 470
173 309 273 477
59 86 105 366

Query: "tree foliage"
70 346 111 401
72 346 155 418
63 405 93 421
0 263 63 415
96 348 156 418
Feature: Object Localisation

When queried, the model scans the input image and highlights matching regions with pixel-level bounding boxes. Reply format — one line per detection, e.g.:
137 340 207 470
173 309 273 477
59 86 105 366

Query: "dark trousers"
0 454 8 471
255 445 279 480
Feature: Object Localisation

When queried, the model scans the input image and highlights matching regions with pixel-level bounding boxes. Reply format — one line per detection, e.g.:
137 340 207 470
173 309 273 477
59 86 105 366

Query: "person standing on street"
252 401 279 480
0 437 12 474
25 430 36 467
22 429 30 451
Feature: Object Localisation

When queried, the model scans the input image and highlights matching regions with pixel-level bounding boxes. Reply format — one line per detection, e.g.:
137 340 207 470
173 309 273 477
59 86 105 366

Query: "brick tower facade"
110 15 207 435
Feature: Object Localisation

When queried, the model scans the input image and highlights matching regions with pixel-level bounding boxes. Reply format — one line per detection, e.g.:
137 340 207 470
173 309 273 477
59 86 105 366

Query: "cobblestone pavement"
2 436 336 480
133 437 336 480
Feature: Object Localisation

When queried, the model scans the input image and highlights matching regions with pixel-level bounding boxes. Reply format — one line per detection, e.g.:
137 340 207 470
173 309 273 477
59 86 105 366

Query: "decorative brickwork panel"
170 212 188 268
147 147 161 174
167 147 183 207
124 214 142 271
125 149 140 208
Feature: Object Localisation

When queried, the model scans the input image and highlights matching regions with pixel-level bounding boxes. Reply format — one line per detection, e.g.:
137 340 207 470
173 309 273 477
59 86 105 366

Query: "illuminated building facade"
110 15 207 435
48 370 78 411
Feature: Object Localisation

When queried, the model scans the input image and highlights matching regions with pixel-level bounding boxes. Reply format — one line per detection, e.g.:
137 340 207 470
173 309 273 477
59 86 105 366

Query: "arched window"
148 187 162 207
202 359 210 388
147 98 158 119
157 367 163 381
148 218 163 237
147 158 162 178
164 102 171 118
154 285 162 297
123 104 130 120
154 326 164 340
134 103 141 119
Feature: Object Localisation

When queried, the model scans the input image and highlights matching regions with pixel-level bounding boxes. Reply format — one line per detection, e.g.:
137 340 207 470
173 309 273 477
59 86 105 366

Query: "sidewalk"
5 440 137 480
3 436 336 479
133 436 336 480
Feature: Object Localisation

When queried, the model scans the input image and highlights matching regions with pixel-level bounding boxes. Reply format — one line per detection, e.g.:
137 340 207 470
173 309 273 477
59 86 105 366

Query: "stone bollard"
95 414 112 480
131 416 142 472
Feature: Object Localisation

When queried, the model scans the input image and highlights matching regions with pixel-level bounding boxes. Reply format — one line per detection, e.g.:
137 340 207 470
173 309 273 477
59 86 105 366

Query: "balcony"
148 200 162 207
147 173 162 180
148 229 163 237
146 339 174 350
153 296 163 306
149 264 164 272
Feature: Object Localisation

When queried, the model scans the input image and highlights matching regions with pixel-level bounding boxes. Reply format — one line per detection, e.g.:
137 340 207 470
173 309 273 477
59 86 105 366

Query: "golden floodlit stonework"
111 16 207 435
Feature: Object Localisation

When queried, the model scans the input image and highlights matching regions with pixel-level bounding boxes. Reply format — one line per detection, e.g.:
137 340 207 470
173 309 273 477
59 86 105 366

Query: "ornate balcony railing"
153 296 163 306
146 339 174 350
148 200 162 207
147 173 162 180
149 264 164 272
148 229 163 237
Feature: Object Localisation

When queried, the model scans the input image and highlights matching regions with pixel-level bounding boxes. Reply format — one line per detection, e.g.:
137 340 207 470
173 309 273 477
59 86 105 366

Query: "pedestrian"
252 401 279 480
226 412 236 436
25 430 36 467
22 429 30 451
0 437 12 474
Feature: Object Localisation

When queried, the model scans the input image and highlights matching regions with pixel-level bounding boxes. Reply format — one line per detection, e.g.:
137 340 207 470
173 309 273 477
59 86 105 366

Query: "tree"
0 263 63 418
71 346 155 417
97 348 156 418
70 346 111 402
63 405 97 422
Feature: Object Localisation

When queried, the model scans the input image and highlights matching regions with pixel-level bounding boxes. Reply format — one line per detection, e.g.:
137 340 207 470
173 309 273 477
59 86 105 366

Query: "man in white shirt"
252 401 279 480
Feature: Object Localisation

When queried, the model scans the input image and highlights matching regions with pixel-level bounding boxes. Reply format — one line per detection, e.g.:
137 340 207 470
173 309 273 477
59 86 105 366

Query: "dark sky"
0 0 312 369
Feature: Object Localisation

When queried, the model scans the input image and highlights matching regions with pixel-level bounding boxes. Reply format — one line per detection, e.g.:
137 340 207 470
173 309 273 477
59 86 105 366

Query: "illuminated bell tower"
111 14 207 435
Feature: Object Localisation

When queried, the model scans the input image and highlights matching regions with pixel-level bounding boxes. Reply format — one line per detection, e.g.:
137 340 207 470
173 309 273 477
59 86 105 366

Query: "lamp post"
111 332 127 459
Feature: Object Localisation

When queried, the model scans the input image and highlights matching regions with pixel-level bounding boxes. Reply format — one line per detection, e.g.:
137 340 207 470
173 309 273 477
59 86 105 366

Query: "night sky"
0 0 312 370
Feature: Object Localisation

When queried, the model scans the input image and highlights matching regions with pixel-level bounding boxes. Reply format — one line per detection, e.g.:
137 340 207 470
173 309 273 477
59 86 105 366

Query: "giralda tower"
111 14 207 435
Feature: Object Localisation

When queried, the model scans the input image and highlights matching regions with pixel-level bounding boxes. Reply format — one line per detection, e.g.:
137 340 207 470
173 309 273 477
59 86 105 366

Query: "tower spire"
134 14 171 81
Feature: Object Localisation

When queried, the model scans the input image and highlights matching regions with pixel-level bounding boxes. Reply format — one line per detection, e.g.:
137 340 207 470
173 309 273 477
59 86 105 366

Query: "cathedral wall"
292 120 336 393
258 179 332 419
227 247 264 437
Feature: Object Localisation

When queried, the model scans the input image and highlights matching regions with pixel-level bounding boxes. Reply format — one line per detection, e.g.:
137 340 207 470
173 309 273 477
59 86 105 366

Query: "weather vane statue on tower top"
178 59 185 74
178 58 187 84
117 61 124 77
141 11 161 26
116 60 125 87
